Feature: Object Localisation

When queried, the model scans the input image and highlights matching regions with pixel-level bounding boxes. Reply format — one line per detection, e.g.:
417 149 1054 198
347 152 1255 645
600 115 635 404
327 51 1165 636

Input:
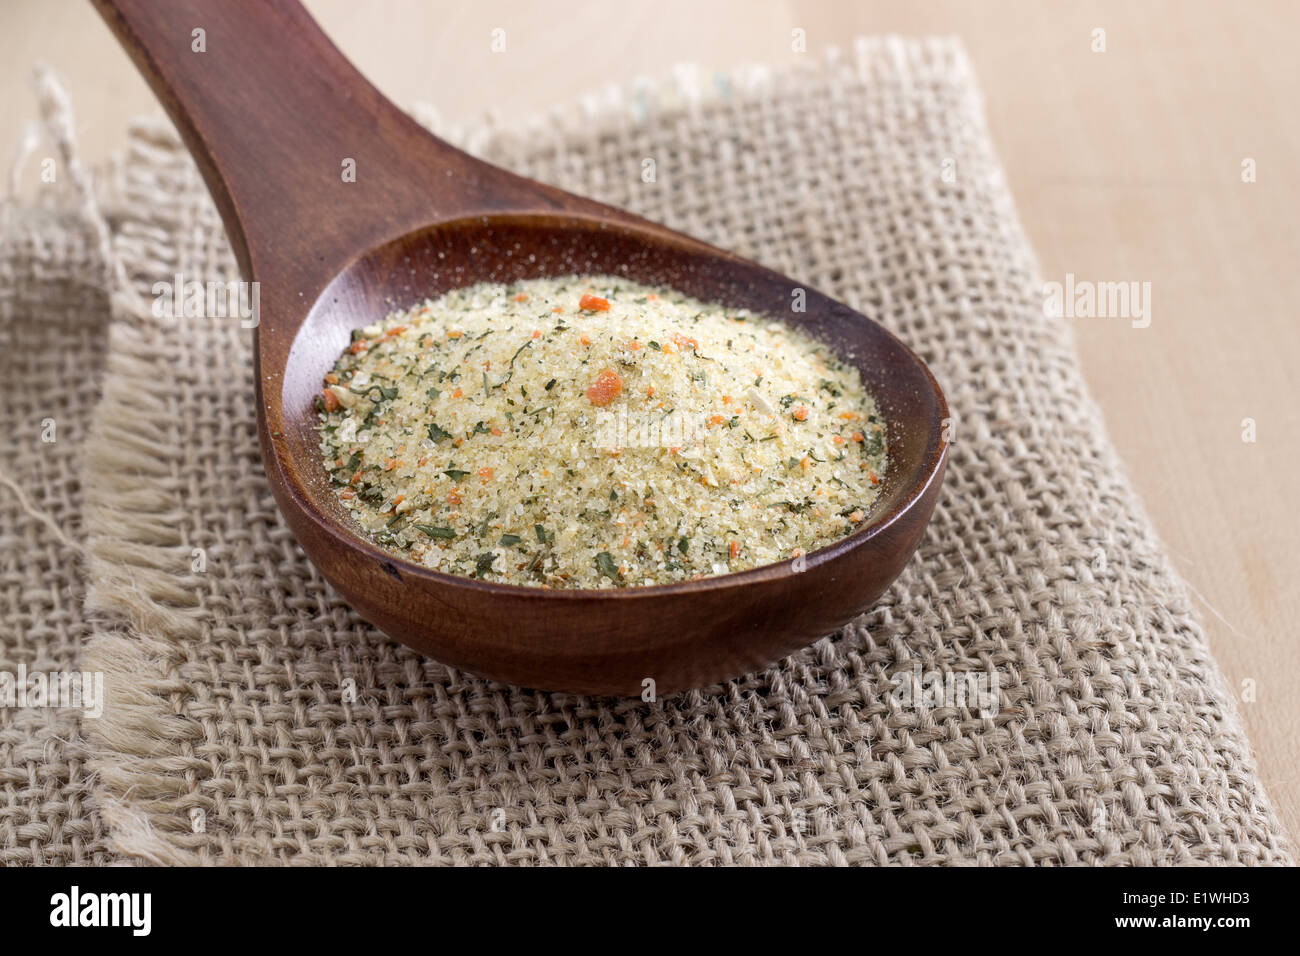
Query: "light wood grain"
3 0 1296 839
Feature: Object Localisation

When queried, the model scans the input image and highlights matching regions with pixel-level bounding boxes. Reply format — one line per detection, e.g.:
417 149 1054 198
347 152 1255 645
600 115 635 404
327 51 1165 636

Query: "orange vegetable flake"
585 369 623 407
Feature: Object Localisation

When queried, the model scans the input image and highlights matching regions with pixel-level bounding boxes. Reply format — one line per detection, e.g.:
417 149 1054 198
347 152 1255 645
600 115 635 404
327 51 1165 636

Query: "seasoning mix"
316 276 886 588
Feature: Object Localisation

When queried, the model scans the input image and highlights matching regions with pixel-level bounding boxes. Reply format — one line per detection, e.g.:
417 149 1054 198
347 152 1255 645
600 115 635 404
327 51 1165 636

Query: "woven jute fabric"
0 74 112 864
3 39 1290 865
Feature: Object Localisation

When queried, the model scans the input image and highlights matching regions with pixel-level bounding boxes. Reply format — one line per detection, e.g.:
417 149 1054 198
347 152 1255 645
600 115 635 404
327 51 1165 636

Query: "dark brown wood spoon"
93 0 948 695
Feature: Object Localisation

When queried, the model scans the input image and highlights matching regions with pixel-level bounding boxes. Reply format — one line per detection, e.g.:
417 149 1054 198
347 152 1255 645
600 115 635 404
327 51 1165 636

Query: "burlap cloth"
1 39 1291 865
0 76 112 864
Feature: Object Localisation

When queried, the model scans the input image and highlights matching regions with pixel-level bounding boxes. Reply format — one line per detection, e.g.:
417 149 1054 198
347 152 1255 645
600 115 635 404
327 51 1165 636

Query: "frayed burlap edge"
83 312 208 865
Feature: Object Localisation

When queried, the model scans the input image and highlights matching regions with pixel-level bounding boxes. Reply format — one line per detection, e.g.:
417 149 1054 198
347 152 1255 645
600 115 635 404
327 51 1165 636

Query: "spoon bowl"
97 0 948 694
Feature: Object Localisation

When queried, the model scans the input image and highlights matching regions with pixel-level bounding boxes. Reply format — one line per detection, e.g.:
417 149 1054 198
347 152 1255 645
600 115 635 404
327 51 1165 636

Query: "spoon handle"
91 0 561 288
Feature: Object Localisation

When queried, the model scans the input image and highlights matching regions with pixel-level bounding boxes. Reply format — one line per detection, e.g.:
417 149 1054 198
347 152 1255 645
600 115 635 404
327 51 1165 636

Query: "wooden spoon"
94 0 948 695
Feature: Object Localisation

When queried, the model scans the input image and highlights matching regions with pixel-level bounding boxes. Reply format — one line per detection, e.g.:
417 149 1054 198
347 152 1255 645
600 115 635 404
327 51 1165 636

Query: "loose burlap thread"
2 39 1291 865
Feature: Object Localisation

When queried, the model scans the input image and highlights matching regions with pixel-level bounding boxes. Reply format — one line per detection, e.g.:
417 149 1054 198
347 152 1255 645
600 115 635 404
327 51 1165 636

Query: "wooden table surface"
3 0 1297 843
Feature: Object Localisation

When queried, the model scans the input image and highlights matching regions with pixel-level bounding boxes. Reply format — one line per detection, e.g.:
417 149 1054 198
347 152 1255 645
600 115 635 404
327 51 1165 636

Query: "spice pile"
317 276 887 588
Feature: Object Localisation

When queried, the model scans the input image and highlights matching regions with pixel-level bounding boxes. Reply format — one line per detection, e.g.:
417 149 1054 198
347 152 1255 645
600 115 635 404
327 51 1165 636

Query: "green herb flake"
417 525 456 539
595 551 621 582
